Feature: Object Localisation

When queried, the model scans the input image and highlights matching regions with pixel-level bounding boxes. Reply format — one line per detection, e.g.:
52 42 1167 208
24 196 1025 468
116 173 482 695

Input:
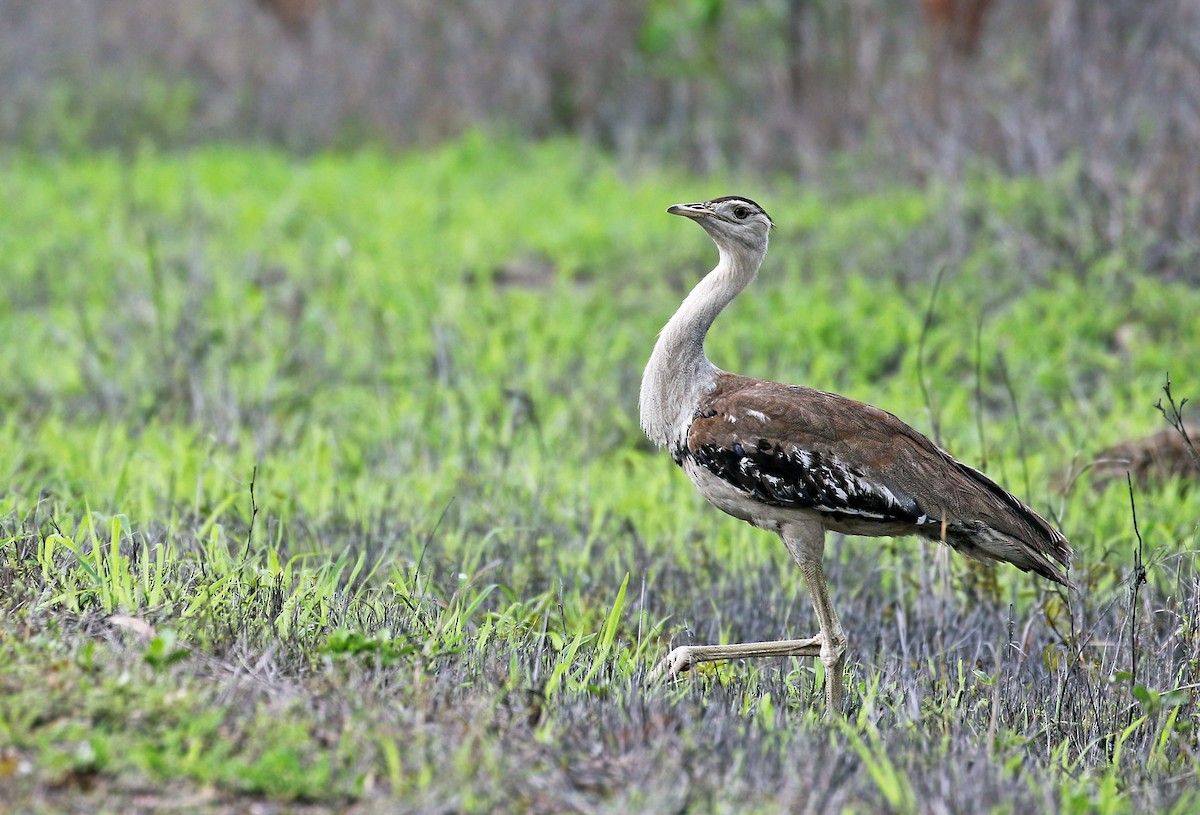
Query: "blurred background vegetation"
3 0 1198 256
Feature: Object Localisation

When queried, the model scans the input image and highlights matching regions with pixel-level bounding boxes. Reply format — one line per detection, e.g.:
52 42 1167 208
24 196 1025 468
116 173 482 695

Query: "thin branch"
1154 372 1199 467
239 465 259 562
1126 473 1148 732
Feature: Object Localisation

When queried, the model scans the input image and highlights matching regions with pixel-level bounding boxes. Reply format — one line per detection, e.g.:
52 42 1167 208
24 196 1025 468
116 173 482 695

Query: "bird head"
667 196 773 255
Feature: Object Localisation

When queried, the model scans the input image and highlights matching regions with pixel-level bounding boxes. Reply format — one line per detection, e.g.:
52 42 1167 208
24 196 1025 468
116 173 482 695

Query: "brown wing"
684 373 1072 584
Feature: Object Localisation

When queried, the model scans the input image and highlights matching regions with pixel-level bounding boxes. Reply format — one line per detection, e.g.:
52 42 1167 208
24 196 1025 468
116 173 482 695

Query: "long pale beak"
666 202 709 219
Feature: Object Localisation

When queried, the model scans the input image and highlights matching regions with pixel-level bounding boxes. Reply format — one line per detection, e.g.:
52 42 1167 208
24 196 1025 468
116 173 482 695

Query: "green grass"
1 134 1199 812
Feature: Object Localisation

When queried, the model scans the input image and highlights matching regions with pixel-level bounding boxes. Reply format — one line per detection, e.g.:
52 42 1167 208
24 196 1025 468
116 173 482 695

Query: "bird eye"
733 206 750 219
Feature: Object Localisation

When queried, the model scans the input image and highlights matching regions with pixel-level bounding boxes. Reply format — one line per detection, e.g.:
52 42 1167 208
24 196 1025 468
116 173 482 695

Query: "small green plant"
319 628 417 666
143 629 189 671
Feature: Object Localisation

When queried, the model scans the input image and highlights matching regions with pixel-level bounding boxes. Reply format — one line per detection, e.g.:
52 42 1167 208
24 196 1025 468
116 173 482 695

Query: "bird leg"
649 635 823 683
798 557 847 715
781 522 848 717
649 524 847 719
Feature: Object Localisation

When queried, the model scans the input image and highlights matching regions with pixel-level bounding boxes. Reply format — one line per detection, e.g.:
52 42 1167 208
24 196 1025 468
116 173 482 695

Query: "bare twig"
1126 473 1148 732
240 465 259 562
1154 372 1199 467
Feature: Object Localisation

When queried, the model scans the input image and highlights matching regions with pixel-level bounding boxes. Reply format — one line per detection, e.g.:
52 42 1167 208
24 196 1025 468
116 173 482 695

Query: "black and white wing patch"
680 378 934 528
687 436 926 526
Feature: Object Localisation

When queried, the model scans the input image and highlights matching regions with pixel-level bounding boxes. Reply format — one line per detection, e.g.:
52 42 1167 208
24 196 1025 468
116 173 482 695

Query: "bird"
639 195 1071 716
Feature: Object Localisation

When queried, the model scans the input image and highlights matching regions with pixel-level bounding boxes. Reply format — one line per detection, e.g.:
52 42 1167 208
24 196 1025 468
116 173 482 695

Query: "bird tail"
940 521 1072 586
941 459 1073 586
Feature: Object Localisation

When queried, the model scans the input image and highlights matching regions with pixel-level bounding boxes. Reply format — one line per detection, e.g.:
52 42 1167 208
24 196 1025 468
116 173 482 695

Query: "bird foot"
648 646 698 684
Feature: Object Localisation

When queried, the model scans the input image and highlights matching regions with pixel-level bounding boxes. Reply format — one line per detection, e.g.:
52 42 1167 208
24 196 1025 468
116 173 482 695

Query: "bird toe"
649 646 696 683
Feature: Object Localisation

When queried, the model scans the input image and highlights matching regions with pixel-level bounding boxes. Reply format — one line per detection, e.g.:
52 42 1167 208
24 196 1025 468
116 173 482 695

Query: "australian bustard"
640 196 1071 715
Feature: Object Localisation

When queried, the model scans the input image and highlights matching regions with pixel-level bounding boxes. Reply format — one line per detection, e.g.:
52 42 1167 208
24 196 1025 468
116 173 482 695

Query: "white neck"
639 240 766 451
